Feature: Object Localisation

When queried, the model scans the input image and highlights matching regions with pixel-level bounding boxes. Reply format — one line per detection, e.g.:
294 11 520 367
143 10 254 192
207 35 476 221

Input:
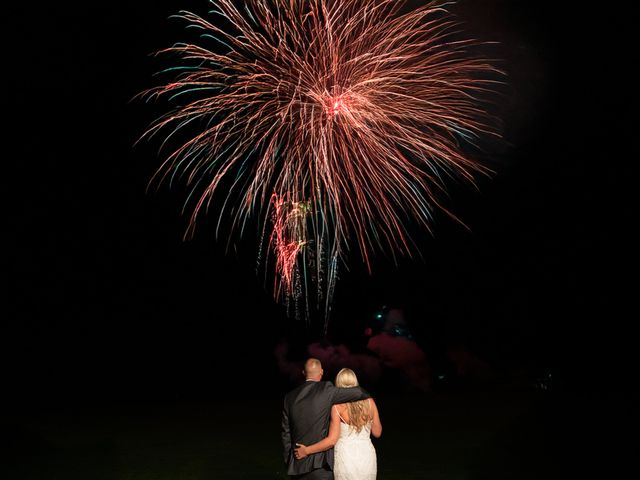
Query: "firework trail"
139 0 503 326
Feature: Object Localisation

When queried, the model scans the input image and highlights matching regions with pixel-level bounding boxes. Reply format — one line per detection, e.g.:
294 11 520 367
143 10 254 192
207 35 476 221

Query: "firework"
139 0 503 325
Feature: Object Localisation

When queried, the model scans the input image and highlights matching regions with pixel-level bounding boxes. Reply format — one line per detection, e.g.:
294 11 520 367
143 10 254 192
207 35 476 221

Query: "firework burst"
139 0 504 325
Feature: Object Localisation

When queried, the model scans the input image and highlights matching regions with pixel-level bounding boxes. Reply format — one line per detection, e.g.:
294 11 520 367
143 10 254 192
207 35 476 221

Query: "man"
281 358 371 479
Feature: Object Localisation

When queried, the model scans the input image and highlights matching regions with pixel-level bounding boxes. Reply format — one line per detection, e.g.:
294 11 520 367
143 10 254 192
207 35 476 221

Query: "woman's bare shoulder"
334 403 349 420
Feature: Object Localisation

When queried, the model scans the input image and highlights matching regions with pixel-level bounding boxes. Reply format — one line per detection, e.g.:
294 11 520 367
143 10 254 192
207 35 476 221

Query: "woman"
294 368 382 479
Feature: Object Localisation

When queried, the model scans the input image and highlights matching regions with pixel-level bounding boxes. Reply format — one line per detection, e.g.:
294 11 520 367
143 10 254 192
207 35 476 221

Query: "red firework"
139 0 504 321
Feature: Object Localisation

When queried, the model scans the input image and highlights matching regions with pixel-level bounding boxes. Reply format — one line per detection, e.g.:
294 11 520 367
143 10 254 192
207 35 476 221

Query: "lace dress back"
333 404 377 480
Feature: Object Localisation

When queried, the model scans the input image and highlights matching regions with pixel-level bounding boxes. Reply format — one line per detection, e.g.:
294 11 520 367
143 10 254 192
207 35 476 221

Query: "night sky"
5 1 636 408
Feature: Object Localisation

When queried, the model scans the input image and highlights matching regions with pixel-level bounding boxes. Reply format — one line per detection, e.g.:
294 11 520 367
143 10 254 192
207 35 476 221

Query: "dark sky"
5 1 636 404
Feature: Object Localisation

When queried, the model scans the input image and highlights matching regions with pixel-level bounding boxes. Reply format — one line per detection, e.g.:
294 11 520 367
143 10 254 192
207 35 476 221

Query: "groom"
281 358 370 479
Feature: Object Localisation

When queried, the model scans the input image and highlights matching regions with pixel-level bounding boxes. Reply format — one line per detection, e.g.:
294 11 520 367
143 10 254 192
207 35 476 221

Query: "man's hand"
294 443 309 460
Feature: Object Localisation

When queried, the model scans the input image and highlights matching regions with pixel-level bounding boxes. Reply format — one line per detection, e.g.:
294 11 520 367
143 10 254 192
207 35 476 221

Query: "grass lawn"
2 387 631 479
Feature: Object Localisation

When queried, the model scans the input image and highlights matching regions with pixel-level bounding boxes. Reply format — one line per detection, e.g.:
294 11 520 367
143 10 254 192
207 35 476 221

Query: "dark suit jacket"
281 380 370 476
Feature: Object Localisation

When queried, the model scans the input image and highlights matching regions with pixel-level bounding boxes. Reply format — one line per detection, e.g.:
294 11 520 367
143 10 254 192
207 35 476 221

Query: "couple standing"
282 358 383 479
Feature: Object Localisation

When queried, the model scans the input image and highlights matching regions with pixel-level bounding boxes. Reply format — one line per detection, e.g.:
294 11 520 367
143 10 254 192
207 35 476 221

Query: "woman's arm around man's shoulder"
294 406 341 459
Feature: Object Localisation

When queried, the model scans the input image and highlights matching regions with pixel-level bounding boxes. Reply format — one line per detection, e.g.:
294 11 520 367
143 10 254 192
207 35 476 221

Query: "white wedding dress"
333 405 377 480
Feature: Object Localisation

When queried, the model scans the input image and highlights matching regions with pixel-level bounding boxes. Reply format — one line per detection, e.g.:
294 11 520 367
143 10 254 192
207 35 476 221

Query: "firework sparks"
139 0 504 325
270 194 309 298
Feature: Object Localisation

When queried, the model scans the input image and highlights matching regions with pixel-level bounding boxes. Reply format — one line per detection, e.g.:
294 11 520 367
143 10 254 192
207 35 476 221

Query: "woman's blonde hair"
335 368 372 432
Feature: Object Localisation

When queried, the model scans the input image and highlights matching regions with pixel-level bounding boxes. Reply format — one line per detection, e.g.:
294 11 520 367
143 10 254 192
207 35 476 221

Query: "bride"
294 368 382 479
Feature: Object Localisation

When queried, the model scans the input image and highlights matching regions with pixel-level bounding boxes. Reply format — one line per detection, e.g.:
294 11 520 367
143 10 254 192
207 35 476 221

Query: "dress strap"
334 405 348 424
